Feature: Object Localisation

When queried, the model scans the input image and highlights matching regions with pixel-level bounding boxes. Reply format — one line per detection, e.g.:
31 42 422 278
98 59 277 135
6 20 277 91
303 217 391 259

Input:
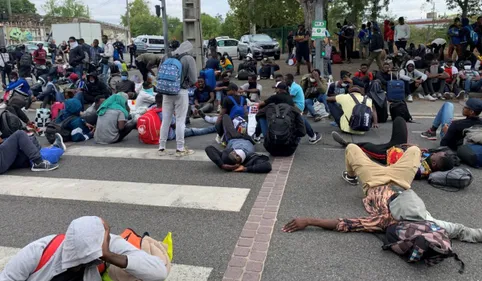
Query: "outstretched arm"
282 218 338 233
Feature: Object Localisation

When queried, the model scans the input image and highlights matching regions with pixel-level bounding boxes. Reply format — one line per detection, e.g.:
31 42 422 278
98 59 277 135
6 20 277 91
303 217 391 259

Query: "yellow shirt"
220 58 233 69
335 93 373 135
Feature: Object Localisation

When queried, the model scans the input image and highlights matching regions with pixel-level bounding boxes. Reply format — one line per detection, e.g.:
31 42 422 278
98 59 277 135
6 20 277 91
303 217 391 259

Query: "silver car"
237 34 280 60
134 35 165 55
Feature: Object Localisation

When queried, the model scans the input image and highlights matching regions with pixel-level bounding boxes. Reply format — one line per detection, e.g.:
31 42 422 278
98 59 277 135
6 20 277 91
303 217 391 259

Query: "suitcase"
387 71 405 102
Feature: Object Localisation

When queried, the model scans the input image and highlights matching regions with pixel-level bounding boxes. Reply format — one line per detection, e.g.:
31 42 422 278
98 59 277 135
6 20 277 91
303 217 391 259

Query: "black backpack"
390 101 413 122
267 104 294 146
19 53 32 67
45 116 76 144
0 110 24 138
347 93 372 131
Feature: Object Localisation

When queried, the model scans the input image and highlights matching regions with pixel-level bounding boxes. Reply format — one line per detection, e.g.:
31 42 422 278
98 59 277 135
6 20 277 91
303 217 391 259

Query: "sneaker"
31 160 59 172
443 92 454 100
53 133 66 151
407 95 413 102
253 135 261 144
21 107 28 113
342 171 359 185
158 149 167 156
420 129 437 140
176 148 195 157
425 95 437 101
331 131 349 147
270 75 274 80
217 105 221 113
308 132 322 145
0 103 6 109
314 115 322 122
320 111 330 118
431 93 437 98
257 75 261 81
436 93 444 100
215 134 223 144
456 90 465 100
235 75 238 79
417 93 425 99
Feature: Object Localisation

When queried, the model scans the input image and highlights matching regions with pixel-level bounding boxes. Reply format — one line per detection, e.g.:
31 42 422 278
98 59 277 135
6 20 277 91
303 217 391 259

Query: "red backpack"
332 53 343 64
137 108 162 145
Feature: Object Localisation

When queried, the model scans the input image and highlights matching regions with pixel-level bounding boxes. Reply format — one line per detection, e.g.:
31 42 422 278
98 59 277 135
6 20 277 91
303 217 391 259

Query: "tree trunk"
298 0 316 29
461 0 468 18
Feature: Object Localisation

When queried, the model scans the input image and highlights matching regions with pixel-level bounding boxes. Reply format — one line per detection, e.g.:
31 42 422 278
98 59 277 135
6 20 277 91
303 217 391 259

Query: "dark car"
237 34 280 60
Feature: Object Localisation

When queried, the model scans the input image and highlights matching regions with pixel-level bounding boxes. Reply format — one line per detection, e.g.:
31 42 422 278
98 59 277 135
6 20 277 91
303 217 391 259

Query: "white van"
134 35 165 55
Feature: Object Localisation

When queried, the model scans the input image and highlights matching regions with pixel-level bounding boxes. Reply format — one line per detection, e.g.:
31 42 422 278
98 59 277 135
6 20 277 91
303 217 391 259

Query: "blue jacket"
447 26 461 45
5 78 31 96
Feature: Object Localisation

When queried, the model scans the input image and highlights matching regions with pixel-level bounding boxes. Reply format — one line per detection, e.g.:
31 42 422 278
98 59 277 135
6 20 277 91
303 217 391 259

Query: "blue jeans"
433 102 454 138
73 65 83 79
305 95 329 116
259 66 275 76
258 117 313 138
182 126 217 138
101 63 110 84
216 91 223 101
464 79 482 93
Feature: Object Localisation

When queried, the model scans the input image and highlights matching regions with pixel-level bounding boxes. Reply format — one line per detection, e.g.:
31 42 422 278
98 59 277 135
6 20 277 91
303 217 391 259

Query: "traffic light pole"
160 0 169 55
314 0 324 76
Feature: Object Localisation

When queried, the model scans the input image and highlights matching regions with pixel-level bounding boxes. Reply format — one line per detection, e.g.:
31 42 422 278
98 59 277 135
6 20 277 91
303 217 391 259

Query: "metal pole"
126 0 131 41
161 0 169 56
6 0 11 18
314 0 324 75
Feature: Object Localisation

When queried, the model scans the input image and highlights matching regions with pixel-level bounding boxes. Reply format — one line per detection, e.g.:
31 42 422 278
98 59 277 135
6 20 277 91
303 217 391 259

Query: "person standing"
0 47 11 87
208 37 217 58
113 39 125 61
68 37 85 78
344 21 355 64
48 40 57 64
286 31 294 63
100 35 114 84
447 18 462 60
33 43 47 66
366 22 384 70
158 41 198 157
128 40 137 68
395 16 410 50
336 22 346 60
294 23 312 76
358 24 370 59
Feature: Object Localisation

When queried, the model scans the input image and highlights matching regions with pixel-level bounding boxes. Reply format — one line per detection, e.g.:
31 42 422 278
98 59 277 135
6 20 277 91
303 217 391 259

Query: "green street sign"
312 20 327 39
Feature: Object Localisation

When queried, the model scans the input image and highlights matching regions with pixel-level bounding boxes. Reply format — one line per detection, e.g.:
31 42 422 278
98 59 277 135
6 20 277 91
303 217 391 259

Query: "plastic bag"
163 232 173 261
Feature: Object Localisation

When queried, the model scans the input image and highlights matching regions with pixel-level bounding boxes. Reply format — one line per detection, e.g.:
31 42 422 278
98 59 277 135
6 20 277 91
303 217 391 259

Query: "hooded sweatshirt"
399 60 427 82
162 41 197 90
0 216 167 281
394 23 410 41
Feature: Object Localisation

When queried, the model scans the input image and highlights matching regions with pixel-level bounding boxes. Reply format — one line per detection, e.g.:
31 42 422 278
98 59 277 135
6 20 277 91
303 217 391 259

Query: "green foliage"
121 0 162 37
427 0 481 18
43 0 90 18
219 12 237 38
201 13 221 39
0 0 36 14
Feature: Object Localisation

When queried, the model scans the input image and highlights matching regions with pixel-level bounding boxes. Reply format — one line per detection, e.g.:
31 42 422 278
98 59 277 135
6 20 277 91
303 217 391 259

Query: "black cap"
226 83 239 92
274 82 288 91
69 36 76 41
461 98 482 113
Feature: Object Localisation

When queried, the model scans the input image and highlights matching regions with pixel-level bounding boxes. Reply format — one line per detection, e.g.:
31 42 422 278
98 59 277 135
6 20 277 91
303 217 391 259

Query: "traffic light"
155 5 161 17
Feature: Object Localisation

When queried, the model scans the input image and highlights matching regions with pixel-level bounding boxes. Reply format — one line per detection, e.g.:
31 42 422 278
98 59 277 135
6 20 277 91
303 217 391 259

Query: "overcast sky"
30 0 452 26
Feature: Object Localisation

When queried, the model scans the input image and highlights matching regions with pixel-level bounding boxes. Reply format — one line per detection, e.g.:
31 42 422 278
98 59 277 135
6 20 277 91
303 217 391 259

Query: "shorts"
296 48 310 63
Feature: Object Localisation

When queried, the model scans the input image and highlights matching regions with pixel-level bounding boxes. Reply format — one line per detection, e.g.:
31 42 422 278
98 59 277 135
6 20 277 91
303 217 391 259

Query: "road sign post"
312 1 325 76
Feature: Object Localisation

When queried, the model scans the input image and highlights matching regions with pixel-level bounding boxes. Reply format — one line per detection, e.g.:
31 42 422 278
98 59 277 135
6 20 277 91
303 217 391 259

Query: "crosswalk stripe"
0 176 250 212
0 246 212 281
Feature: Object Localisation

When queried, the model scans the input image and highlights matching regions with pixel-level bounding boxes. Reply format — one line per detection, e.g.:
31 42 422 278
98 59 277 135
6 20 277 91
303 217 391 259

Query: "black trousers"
356 117 408 164
339 40 346 60
6 105 29 123
345 39 354 60
136 60 148 82
115 120 136 143
0 131 42 174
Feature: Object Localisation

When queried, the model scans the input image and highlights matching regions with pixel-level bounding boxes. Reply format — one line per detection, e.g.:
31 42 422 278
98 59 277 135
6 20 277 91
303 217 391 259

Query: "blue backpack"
465 25 479 44
200 69 216 89
156 55 184 95
228 96 245 119
457 144 482 168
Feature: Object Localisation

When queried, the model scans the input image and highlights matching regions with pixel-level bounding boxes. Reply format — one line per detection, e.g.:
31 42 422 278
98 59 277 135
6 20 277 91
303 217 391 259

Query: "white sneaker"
270 75 274 80
158 149 167 156
215 134 223 144
431 93 437 98
407 95 413 102
425 95 437 101
217 105 221 113
417 93 425 99
176 148 195 157
235 75 238 79
0 103 6 109
21 107 28 113
437 93 444 100
257 75 261 81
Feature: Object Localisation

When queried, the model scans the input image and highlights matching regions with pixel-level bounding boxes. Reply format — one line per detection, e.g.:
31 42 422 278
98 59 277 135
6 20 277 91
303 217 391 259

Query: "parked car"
237 34 280 60
134 35 165 55
203 37 239 58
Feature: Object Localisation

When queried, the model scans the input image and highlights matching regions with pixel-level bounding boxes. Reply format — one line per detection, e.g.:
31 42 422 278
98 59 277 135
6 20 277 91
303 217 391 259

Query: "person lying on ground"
0 130 64 174
56 98 94 142
332 117 455 180
421 98 482 150
0 216 168 281
205 114 271 173
283 143 482 243
94 94 135 144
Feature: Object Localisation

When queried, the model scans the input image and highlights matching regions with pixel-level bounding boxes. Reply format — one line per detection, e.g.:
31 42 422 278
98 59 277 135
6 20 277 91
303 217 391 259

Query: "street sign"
312 20 327 39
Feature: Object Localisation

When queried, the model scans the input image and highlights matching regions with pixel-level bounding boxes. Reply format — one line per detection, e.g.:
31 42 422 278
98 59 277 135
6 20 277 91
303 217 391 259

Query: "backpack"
266 103 294 146
19 53 32 67
390 101 412 122
347 93 372 131
465 25 479 45
428 168 473 192
0 110 24 138
457 144 482 168
156 55 184 95
44 115 76 144
383 220 464 274
137 108 162 145
200 68 216 89
332 53 342 64
462 125 482 145
228 96 245 119
361 30 370 45
35 108 51 129
51 102 65 120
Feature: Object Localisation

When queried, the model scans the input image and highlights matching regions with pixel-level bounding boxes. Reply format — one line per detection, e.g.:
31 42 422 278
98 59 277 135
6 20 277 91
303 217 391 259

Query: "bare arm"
282 218 338 233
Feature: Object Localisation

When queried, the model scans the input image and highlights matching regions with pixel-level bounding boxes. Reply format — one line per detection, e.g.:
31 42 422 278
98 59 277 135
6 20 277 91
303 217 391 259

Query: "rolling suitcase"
387 71 405 102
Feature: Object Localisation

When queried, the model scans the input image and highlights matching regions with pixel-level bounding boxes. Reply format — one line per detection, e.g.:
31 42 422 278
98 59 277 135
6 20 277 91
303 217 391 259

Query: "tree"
220 12 237 38
43 0 90 18
121 0 162 37
427 0 481 18
0 0 36 14
201 13 221 39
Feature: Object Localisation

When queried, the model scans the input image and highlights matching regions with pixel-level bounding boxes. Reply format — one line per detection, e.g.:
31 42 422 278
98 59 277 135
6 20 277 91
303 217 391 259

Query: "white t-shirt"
432 38 447 46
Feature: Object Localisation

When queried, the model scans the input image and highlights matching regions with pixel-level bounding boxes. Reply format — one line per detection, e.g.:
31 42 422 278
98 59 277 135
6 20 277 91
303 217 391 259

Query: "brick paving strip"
222 155 294 281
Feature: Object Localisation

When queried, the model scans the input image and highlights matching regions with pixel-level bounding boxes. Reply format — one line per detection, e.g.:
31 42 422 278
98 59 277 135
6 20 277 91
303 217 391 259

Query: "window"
141 38 147 43
251 34 273 42
225 40 238 47
149 38 164 45
217 40 225 47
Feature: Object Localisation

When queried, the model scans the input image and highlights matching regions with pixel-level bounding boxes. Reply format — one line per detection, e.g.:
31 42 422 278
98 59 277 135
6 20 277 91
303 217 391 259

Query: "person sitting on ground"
332 117 455 180
116 71 136 98
255 82 306 156
399 60 434 101
237 53 257 75
205 53 221 76
442 59 461 100
0 216 168 281
353 63 374 93
421 98 482 150
220 55 233 76
67 73 86 91
283 143 482 244
214 73 231 113
258 55 278 80
459 60 482 97
326 85 379 135
193 76 215 115
81 95 106 126
136 81 156 110
33 75 60 108
76 72 111 106
240 74 263 102
206 114 271 173
285 73 322 144
300 69 329 122
94 94 135 144
0 130 64 174
215 83 247 138
327 70 353 96
56 98 94 142
3 71 31 108
375 63 396 91
424 59 449 100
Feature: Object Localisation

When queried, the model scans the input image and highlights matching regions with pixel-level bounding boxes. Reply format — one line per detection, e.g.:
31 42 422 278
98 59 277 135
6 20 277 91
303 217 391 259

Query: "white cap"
247 53 253 59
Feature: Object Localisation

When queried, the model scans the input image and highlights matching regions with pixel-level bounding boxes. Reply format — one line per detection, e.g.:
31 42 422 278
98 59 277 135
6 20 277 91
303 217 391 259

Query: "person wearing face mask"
327 70 352 96
135 80 156 110
115 71 136 97
399 60 433 101
459 60 482 97
258 55 278 80
76 72 111 106
424 59 449 100
240 74 263 102
4 71 31 108
301 69 329 122
68 36 85 78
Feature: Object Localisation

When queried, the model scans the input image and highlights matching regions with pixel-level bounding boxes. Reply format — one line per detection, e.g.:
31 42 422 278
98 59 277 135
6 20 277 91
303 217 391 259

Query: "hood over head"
172 41 193 56
61 216 105 270
406 60 415 68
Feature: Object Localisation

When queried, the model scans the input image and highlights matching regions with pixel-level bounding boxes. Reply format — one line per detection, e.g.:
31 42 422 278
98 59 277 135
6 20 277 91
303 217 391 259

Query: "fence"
258 25 297 54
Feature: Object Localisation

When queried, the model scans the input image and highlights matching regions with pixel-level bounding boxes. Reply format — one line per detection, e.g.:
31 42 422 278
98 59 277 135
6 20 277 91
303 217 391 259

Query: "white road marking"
0 246 212 281
0 176 250 212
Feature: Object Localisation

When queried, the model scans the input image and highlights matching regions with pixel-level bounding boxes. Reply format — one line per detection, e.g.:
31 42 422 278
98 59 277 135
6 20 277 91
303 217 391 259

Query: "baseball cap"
69 73 79 81
274 82 288 91
461 98 482 113
226 83 239 92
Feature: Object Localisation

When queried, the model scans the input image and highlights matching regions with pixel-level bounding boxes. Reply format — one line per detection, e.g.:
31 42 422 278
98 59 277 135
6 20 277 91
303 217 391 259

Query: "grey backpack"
428 168 473 192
